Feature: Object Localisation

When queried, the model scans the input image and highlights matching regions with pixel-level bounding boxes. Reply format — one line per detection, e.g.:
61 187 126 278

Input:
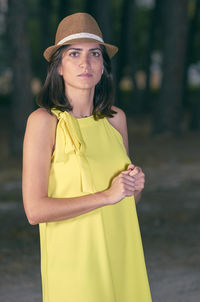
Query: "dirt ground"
0 115 200 302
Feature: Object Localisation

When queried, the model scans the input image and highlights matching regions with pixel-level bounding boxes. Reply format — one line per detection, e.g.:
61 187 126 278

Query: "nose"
79 53 90 69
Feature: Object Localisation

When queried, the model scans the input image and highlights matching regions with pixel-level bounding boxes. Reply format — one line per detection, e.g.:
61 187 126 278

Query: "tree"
85 0 113 43
58 0 71 21
39 0 52 83
143 0 162 113
185 0 200 131
116 0 138 109
153 0 189 135
7 0 33 155
183 0 200 106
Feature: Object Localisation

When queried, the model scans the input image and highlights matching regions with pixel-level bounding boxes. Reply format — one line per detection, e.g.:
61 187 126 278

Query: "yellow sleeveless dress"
39 107 152 302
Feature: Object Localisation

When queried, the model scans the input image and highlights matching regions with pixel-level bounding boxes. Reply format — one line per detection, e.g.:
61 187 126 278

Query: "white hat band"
57 32 104 45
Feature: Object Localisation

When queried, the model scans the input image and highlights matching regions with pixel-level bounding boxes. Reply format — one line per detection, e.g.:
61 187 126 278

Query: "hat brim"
43 38 118 62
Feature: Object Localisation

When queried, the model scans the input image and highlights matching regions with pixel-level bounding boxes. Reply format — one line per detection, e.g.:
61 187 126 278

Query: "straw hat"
43 12 118 62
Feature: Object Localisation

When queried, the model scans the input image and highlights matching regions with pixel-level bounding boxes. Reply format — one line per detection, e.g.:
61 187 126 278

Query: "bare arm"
108 106 130 157
109 106 144 204
22 108 139 225
22 108 110 225
133 190 142 204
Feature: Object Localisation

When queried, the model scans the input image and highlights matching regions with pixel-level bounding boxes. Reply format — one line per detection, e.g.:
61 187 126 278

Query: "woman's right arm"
22 108 136 225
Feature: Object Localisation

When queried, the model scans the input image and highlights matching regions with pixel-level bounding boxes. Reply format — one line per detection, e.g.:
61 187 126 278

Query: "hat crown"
55 13 103 45
43 12 118 61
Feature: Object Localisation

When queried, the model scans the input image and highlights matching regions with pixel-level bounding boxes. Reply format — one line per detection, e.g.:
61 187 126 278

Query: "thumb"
121 170 131 175
127 164 135 170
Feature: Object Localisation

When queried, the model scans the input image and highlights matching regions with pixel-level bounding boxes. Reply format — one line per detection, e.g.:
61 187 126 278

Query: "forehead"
66 42 101 50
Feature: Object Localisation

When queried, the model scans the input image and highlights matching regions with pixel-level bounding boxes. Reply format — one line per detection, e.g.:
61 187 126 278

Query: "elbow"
24 204 40 225
23 196 45 225
27 212 39 225
28 216 38 226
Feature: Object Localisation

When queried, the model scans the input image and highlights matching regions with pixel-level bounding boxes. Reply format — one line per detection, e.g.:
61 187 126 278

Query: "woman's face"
58 43 104 90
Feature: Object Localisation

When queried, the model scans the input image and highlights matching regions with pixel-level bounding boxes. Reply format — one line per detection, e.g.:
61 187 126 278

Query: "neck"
65 86 95 117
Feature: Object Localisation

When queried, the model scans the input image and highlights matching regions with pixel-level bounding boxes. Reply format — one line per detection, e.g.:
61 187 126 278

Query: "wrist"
97 189 112 206
134 190 142 204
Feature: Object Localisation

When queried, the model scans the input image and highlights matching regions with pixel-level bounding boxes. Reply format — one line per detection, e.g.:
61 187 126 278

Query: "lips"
78 73 92 77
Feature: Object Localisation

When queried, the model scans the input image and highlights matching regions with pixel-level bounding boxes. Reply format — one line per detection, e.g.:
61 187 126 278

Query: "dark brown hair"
36 44 117 120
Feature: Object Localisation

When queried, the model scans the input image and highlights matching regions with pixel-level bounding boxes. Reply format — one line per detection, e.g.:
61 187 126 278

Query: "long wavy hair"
36 44 117 120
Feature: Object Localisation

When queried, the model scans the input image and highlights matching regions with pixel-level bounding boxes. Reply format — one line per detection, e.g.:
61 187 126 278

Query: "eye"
91 51 101 57
69 51 79 57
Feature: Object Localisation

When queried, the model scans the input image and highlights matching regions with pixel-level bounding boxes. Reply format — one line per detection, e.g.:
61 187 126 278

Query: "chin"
65 78 101 90
76 81 100 89
80 85 96 90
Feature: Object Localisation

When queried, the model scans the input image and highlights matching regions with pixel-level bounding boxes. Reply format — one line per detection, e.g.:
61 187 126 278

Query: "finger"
132 171 145 180
136 169 144 175
134 185 144 191
134 178 145 185
121 178 136 187
125 188 135 196
129 169 138 177
120 174 136 182
134 184 145 191
134 166 142 174
134 173 145 180
119 177 136 188
127 164 135 170
129 166 143 177
134 182 145 190
121 170 131 175
134 177 145 185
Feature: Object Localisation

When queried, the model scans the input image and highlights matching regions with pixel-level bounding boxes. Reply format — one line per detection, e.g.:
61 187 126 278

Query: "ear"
57 65 63 76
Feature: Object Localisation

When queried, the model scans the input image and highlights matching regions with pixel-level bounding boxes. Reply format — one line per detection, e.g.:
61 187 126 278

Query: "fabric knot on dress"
52 109 85 154
51 108 96 193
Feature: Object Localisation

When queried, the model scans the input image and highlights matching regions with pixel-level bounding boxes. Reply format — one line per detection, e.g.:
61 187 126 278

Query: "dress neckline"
66 111 98 126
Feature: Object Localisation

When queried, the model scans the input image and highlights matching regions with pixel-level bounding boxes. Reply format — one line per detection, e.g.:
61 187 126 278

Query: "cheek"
92 61 104 82
61 62 75 78
93 60 103 74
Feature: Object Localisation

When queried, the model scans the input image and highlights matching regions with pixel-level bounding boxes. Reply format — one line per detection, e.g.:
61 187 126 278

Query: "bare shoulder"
111 105 126 117
24 107 58 151
107 105 127 129
27 107 57 126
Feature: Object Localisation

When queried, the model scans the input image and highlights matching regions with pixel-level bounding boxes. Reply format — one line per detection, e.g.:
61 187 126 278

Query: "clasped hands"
122 164 145 203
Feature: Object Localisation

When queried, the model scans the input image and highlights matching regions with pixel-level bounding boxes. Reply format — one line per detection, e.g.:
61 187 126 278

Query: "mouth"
78 73 92 77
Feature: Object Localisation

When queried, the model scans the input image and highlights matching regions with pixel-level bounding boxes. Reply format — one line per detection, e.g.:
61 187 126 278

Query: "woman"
22 12 152 302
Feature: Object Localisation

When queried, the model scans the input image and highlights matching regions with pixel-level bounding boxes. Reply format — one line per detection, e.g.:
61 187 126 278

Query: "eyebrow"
66 47 102 52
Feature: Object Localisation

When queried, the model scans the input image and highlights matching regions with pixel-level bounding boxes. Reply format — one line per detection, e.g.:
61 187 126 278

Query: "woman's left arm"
109 106 130 157
134 191 142 204
110 106 145 204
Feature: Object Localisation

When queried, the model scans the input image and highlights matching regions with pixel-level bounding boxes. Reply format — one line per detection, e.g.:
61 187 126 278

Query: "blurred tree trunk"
190 95 200 129
39 0 52 83
183 0 200 107
153 0 189 135
185 0 200 131
143 0 161 112
58 0 70 21
7 0 33 156
116 0 138 109
85 0 113 42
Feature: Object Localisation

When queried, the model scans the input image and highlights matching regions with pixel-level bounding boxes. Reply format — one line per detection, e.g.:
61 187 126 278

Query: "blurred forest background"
0 0 200 301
